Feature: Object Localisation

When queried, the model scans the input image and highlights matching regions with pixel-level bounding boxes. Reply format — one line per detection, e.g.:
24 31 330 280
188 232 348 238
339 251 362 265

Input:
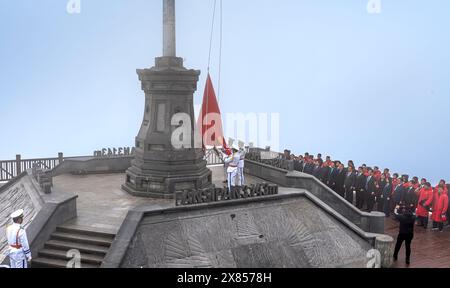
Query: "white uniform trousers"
9 250 27 268
227 166 238 191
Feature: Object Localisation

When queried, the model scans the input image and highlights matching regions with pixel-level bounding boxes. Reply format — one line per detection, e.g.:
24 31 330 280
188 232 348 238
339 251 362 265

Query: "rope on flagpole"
217 0 223 103
207 0 217 73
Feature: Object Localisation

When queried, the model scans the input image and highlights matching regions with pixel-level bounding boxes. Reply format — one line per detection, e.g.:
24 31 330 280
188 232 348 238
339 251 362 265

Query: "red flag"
197 73 228 149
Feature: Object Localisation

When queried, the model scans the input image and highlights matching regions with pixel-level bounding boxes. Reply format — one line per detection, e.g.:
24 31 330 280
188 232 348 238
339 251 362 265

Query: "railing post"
58 152 64 164
16 154 21 175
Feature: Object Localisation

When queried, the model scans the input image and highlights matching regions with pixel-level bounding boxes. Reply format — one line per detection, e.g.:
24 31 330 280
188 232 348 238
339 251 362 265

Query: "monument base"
122 151 212 199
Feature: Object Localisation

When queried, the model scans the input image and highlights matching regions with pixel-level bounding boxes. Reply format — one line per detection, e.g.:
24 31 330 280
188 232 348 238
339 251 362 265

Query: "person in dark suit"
335 164 346 198
312 161 321 179
403 180 418 212
344 166 357 204
377 174 388 212
392 179 405 207
293 156 304 172
303 157 314 174
319 163 330 184
355 167 367 209
382 177 393 217
327 162 339 191
365 169 377 212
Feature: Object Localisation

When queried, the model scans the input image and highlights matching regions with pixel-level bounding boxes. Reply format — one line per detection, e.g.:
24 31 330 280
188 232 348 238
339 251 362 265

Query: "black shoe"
393 255 398 262
406 260 410 265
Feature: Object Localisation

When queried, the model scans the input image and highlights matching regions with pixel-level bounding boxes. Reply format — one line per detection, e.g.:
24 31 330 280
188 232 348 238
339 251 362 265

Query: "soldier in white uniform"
223 148 241 192
238 148 246 186
6 209 32 268
220 147 232 184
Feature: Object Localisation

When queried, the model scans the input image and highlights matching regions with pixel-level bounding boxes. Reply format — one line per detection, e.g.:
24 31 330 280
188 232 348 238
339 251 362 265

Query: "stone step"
31 257 98 269
56 225 116 240
51 232 113 247
45 240 109 256
38 248 104 266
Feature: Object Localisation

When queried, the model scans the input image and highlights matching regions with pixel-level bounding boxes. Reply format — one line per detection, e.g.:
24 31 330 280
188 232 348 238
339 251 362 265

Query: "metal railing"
0 149 224 182
204 149 224 166
0 153 64 182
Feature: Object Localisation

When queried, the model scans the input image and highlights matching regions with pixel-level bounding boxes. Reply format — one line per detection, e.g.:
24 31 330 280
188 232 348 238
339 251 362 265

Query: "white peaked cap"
10 209 24 219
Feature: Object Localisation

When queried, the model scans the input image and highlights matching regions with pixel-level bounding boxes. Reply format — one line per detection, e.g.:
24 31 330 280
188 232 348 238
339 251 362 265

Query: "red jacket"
432 185 448 211
416 187 434 217
432 192 449 223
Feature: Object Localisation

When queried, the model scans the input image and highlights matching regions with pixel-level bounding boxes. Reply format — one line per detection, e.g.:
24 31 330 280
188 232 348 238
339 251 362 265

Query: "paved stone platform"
52 166 278 234
386 217 450 268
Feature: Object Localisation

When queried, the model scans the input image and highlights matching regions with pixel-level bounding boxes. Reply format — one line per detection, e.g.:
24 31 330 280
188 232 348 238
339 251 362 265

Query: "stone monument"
123 0 212 198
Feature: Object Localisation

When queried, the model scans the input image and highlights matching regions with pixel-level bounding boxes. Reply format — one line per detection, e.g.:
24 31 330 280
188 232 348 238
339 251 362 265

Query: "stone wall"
0 172 77 265
107 193 375 268
49 156 133 177
0 173 43 263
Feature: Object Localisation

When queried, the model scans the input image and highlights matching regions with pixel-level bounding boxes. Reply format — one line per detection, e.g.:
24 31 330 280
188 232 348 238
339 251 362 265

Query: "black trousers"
335 185 345 198
345 187 354 204
366 192 375 212
377 197 385 212
417 216 428 228
356 189 365 209
433 221 444 231
394 233 414 261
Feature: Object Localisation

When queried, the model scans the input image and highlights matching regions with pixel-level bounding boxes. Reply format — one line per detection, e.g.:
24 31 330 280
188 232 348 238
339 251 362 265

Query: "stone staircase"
31 224 116 268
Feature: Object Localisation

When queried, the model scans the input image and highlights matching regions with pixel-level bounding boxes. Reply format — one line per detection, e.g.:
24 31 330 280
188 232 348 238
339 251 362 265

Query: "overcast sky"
0 0 449 183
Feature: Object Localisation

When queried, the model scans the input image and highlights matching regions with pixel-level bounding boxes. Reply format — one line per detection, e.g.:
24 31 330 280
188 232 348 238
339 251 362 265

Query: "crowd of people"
286 151 449 232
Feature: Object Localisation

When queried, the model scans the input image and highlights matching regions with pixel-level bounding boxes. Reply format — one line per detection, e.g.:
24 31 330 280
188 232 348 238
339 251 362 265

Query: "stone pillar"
123 0 212 199
16 154 21 175
58 152 64 164
369 211 385 234
163 0 176 57
375 235 395 268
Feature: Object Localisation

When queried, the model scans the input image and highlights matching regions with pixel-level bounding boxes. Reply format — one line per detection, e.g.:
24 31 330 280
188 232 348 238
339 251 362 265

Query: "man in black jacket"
335 164 346 198
344 166 357 204
293 156 304 172
393 206 416 265
303 157 314 175
403 181 418 211
355 167 367 209
319 163 330 184
312 161 321 179
327 162 339 191
365 169 376 212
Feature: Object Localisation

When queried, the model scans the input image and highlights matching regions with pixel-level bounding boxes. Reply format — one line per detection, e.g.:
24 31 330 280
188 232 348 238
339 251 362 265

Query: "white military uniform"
6 210 32 268
224 151 241 192
238 149 246 186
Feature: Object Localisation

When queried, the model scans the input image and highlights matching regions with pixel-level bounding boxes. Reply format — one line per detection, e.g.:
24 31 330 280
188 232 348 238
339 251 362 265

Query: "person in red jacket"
416 182 434 229
432 180 448 232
